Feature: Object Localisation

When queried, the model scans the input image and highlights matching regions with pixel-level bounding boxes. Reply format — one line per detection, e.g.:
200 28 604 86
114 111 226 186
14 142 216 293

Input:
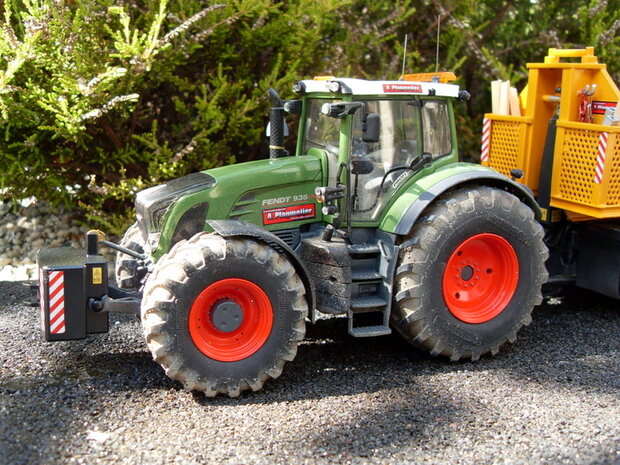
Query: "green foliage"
0 0 353 232
1 0 620 233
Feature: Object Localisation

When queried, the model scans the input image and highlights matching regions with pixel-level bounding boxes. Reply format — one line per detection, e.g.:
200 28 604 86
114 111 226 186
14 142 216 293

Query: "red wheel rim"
442 233 519 324
189 278 273 362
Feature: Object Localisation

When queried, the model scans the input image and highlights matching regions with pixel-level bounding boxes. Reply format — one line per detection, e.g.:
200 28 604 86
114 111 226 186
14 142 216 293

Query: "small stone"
32 239 45 249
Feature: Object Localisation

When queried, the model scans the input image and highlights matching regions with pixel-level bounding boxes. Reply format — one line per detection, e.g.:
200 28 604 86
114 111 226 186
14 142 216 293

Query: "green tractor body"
37 75 547 397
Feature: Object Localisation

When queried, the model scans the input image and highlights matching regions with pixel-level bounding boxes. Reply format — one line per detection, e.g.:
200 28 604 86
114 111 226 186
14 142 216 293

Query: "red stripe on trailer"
481 118 491 162
48 270 66 334
595 132 609 184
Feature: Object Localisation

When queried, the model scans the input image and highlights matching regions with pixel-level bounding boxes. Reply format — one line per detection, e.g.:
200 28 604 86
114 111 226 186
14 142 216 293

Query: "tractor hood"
138 155 323 259
135 172 216 250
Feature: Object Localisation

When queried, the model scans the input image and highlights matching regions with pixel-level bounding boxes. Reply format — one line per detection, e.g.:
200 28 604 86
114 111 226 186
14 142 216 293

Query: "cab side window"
421 100 452 158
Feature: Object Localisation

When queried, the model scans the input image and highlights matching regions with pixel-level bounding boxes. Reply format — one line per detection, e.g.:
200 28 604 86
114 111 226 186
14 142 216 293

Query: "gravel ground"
0 280 618 465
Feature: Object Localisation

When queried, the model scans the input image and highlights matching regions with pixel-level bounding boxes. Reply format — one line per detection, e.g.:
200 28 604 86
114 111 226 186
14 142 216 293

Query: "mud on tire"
141 232 308 397
391 186 548 361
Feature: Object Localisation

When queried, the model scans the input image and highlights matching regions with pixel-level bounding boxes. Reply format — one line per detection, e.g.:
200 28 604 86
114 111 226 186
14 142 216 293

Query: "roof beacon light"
400 72 457 84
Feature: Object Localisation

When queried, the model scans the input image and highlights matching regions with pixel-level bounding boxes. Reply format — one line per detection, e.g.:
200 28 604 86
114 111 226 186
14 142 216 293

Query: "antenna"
401 34 408 77
435 15 441 72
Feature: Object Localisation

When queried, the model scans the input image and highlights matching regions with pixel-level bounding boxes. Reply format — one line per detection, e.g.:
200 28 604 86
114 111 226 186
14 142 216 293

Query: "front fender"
380 163 540 236
207 219 316 313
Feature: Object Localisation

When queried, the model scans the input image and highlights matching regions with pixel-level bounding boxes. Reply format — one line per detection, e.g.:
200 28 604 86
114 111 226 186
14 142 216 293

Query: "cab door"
348 99 422 224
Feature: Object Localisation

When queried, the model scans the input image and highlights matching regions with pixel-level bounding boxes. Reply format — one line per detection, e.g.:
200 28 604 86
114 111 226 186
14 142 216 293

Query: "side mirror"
363 113 380 143
351 158 374 175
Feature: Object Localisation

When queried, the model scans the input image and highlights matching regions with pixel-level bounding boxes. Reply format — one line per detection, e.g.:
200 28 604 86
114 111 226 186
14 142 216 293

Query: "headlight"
327 81 341 93
147 232 162 252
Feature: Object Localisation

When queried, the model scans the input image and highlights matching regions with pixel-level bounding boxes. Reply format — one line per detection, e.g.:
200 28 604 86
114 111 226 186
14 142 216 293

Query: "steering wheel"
364 164 409 191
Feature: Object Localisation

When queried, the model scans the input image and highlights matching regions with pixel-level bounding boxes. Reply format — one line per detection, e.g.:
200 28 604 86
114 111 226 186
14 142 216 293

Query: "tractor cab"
294 75 463 225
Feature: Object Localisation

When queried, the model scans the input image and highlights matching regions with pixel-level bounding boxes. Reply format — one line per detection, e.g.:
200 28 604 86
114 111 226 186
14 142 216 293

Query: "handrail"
544 47 598 64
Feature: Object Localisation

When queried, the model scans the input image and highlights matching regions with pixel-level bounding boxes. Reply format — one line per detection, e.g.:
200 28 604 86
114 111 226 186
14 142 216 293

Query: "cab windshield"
302 98 341 186
303 98 340 155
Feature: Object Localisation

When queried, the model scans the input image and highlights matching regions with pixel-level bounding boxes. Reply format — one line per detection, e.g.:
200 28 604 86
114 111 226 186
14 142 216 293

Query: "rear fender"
381 166 540 237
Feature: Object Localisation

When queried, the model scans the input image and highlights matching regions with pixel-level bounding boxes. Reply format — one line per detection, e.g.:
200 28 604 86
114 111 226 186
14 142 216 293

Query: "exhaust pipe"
268 88 285 159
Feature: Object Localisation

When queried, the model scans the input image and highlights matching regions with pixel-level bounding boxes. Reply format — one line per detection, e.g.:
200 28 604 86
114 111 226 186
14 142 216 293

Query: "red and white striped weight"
481 117 491 163
48 270 66 334
595 132 609 184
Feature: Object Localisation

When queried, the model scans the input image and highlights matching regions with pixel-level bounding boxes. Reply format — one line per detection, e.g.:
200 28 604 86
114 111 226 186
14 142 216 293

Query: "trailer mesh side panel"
556 128 598 204
607 139 620 205
487 120 520 178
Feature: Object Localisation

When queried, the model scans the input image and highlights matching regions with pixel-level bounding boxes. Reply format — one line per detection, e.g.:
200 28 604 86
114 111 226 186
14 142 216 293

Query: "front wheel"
391 186 548 361
141 233 308 397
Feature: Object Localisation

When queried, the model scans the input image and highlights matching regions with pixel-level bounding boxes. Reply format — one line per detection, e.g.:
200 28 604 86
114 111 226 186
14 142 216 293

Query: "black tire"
141 232 308 397
391 186 548 361
115 222 146 290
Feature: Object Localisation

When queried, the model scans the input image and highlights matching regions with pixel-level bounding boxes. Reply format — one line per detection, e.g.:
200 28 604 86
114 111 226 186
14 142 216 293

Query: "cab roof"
296 76 460 98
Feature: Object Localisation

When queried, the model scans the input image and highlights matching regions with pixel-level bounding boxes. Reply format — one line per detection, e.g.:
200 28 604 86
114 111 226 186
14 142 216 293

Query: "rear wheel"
141 233 307 397
391 186 548 361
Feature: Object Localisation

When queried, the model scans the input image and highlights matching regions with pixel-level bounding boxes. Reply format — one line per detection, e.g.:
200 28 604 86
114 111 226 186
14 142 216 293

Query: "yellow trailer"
482 47 620 297
483 47 620 220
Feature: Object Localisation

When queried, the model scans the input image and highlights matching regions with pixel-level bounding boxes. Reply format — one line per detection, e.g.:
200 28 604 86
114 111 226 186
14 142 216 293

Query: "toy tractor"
39 59 566 397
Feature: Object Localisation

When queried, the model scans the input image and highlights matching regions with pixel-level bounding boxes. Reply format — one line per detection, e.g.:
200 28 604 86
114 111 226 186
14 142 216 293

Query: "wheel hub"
188 278 273 362
211 300 244 333
442 233 519 324
460 265 475 281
